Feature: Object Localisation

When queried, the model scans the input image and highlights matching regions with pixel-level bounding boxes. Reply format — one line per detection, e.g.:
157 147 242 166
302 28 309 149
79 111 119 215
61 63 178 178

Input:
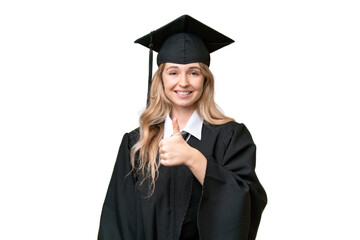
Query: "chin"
172 100 198 109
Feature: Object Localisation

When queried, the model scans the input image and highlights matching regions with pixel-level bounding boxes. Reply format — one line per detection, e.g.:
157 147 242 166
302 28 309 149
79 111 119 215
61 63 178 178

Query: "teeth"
177 91 191 95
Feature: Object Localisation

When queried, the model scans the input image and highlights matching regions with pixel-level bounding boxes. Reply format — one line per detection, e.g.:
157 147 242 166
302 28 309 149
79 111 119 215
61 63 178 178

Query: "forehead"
164 62 201 70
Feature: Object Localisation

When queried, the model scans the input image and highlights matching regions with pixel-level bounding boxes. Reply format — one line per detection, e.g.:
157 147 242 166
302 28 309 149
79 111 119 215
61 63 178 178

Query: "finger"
159 144 167 154
159 139 164 148
159 153 169 160
172 117 180 135
160 159 171 166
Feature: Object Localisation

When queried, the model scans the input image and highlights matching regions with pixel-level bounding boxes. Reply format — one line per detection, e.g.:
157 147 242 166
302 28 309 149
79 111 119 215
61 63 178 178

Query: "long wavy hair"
130 62 234 195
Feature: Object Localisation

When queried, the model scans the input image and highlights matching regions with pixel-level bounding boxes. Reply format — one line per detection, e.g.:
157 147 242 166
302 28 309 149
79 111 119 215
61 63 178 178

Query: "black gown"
98 121 267 240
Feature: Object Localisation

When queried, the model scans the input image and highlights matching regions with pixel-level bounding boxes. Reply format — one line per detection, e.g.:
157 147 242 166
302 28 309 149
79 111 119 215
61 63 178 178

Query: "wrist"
185 147 203 169
185 147 195 168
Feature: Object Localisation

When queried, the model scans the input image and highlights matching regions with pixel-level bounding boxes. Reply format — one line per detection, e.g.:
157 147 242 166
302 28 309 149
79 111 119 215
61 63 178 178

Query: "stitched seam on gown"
172 167 176 240
197 157 211 240
178 175 194 239
178 134 193 239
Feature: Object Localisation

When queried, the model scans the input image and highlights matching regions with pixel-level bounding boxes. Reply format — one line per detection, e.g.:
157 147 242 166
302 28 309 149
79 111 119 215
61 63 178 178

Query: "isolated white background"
1 0 359 239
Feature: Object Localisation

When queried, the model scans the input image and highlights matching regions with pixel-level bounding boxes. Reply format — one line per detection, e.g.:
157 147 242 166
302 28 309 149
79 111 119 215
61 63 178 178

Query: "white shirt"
163 110 203 141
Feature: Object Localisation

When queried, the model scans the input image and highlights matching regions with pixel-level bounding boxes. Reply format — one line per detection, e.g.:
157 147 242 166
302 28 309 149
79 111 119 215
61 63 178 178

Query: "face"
162 62 205 112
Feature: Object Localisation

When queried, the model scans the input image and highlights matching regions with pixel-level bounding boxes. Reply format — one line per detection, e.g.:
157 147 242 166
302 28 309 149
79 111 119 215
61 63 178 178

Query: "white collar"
163 110 203 140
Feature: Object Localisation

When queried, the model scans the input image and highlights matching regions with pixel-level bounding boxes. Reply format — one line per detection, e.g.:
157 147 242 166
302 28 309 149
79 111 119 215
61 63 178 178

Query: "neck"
170 106 196 130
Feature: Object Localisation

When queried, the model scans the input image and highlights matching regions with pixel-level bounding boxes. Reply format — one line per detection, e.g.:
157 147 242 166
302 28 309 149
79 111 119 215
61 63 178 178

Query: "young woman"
98 15 267 240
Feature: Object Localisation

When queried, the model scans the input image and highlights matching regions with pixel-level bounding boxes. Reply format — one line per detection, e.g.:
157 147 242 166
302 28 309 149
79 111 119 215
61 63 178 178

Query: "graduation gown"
98 121 267 240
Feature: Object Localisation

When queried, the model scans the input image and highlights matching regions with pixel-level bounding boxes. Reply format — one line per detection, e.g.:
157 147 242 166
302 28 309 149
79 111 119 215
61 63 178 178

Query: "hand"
159 118 193 167
159 117 207 184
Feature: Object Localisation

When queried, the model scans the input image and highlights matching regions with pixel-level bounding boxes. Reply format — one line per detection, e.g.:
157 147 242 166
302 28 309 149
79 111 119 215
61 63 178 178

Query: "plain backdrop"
1 0 359 239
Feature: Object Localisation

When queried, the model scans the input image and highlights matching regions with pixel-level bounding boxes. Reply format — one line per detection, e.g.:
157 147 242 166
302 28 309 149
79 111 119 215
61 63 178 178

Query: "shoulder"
128 128 140 147
204 121 254 143
205 121 249 134
119 127 140 149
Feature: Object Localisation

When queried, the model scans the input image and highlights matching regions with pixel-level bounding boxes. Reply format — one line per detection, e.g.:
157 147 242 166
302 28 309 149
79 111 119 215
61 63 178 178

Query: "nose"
178 74 189 88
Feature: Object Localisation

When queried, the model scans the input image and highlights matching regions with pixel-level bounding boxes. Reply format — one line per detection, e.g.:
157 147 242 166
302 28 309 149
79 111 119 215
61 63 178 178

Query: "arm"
198 123 267 240
98 133 137 240
185 148 207 185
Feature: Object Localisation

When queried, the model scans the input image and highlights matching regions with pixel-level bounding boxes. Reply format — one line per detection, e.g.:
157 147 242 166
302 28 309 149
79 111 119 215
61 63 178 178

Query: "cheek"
196 86 204 99
194 78 205 93
162 76 176 92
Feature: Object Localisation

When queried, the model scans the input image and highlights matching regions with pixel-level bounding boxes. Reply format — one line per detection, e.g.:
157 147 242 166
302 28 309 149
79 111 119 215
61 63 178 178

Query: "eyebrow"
165 66 179 71
188 67 201 70
165 66 201 71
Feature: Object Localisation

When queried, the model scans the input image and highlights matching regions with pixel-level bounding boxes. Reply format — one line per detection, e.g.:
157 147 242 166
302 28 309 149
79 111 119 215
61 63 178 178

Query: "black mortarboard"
134 14 234 105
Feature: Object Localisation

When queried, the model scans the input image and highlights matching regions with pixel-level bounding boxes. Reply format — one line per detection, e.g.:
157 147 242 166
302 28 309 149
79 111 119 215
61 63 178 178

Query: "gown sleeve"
98 133 137 240
198 123 267 240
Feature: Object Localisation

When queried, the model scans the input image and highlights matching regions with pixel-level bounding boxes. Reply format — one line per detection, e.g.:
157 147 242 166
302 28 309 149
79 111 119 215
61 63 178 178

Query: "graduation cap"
134 14 234 105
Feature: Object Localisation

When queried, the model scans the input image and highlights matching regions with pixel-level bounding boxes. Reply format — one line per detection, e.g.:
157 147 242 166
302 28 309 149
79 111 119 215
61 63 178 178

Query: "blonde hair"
130 63 234 195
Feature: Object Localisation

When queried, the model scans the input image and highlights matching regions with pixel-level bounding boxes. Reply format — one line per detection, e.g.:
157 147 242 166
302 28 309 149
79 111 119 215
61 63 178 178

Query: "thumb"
172 118 180 135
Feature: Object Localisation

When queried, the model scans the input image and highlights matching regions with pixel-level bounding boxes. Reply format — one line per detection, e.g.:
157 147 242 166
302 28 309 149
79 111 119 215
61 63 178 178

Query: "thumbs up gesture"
159 117 207 184
159 118 191 167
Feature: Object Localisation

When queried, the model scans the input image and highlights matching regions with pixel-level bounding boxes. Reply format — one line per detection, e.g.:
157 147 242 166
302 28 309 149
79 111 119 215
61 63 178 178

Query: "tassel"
147 31 154 107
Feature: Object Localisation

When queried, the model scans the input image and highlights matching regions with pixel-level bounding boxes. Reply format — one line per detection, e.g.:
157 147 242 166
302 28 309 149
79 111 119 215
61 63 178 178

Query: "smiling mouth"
175 91 193 95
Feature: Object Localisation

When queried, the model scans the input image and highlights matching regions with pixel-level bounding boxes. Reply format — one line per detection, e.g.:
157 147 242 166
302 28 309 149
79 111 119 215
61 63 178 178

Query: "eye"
190 71 199 76
169 72 177 76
